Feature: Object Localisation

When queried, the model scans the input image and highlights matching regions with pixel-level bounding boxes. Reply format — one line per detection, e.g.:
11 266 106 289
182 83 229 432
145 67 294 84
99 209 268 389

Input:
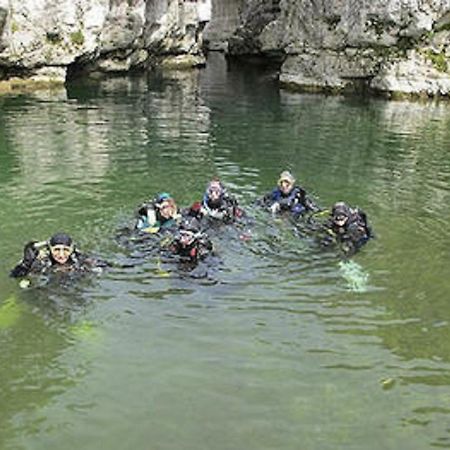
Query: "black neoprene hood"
49 232 73 247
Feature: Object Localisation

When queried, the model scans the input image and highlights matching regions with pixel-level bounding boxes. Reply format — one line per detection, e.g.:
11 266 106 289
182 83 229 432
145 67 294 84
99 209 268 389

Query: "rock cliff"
2 0 450 98
0 0 209 87
210 0 450 98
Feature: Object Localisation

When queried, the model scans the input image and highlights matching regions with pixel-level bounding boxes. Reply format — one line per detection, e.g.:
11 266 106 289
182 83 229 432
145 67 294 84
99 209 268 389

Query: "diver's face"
333 214 348 228
279 180 293 195
208 183 222 202
179 230 195 247
160 201 175 219
50 245 73 264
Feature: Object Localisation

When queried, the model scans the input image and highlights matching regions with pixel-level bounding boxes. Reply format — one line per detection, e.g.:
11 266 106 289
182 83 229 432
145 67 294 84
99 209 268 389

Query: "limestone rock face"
0 0 207 83
203 0 245 51
214 0 450 97
2 0 450 97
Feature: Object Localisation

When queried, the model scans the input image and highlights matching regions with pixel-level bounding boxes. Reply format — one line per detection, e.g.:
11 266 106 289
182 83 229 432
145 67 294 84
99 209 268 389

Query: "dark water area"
1 53 450 450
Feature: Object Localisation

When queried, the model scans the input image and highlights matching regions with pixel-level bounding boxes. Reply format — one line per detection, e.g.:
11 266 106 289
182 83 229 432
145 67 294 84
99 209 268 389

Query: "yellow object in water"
155 258 171 278
380 377 396 390
70 320 101 340
155 269 171 278
0 296 22 329
19 279 31 289
313 208 331 217
143 226 160 234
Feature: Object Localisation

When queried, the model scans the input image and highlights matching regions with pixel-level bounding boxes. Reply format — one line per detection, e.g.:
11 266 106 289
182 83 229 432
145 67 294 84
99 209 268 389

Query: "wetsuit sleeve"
137 203 149 216
346 220 370 248
304 195 320 213
136 204 148 229
197 238 213 259
356 209 373 238
258 189 277 207
73 252 109 273
10 263 31 278
318 222 337 248
295 187 320 213
136 203 157 230
10 241 39 278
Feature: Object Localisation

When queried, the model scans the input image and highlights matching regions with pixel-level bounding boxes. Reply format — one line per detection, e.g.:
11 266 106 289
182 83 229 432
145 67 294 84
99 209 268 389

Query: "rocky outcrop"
203 0 245 51
2 0 450 98
215 0 450 98
0 0 209 85
228 0 282 57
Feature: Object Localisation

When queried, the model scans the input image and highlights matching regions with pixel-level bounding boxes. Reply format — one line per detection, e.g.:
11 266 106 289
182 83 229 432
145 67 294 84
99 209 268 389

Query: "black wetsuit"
321 208 372 255
169 234 213 263
10 241 99 278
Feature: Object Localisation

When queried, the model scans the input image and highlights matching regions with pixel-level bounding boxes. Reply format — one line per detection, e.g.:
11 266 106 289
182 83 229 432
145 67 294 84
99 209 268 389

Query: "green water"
1 54 450 450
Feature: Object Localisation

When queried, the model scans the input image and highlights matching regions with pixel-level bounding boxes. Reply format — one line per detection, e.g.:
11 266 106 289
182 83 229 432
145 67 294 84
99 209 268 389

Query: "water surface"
1 54 450 450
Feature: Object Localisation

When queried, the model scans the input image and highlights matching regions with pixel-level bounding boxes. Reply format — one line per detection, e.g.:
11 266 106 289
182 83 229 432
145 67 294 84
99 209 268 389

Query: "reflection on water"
3 95 110 191
1 53 450 449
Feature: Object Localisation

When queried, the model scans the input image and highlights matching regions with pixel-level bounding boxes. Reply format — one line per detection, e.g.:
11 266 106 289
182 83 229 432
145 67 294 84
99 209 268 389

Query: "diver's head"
155 193 177 220
49 232 74 265
332 202 351 228
178 218 201 247
278 170 295 195
205 178 225 206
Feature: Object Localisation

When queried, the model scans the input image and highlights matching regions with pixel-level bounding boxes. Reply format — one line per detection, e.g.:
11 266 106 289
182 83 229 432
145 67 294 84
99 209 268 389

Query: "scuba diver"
10 232 102 278
320 202 373 255
260 170 320 217
167 217 213 263
136 192 181 233
187 178 244 224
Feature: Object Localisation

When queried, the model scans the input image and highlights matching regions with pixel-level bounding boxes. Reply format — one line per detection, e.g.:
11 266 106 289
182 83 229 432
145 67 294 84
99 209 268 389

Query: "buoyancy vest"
270 186 307 215
137 203 180 232
201 192 237 221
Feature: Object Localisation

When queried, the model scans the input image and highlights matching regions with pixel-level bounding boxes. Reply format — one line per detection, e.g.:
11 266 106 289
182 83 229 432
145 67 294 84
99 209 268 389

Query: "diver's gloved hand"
270 202 280 214
10 241 39 278
22 241 39 267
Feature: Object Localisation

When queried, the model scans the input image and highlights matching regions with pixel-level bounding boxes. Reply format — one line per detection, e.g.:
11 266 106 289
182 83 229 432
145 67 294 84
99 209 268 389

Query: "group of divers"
10 170 373 283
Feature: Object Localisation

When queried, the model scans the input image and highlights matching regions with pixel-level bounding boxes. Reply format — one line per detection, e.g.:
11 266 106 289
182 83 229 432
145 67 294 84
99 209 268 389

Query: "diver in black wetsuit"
168 217 213 263
319 202 373 256
186 178 244 224
10 232 103 278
